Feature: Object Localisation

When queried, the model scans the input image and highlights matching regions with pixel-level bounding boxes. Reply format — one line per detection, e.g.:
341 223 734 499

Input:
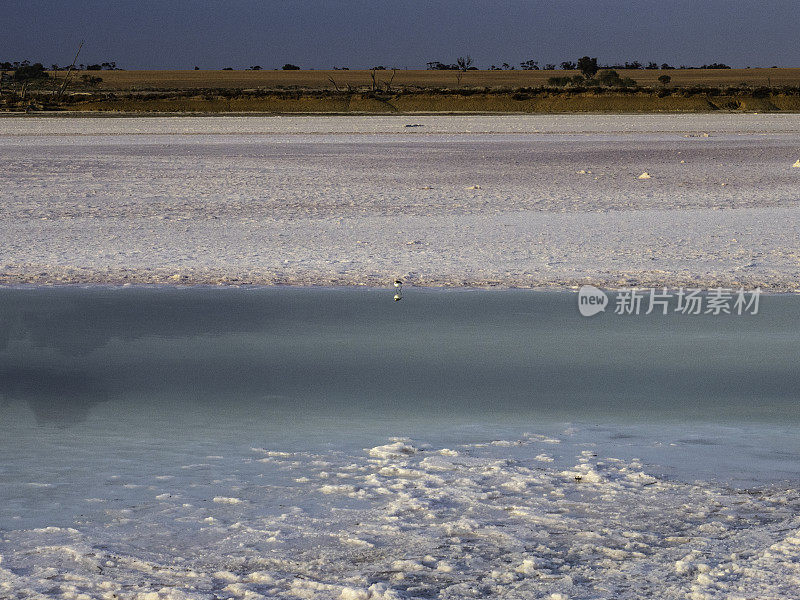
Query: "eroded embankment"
18 89 800 113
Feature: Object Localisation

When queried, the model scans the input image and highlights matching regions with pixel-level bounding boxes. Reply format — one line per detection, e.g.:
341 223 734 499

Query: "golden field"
5 68 799 113
46 68 800 91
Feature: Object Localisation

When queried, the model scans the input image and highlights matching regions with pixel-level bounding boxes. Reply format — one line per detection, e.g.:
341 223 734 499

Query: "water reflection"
0 287 798 426
1 367 106 425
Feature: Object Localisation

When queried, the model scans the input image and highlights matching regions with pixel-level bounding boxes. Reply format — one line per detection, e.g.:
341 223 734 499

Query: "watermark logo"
578 285 609 317
578 286 761 317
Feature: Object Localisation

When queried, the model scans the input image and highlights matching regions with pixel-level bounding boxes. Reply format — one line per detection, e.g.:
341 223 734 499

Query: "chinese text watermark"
578 286 760 317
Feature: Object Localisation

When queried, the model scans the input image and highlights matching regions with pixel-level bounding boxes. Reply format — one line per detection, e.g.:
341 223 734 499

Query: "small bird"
394 279 403 288
394 293 402 302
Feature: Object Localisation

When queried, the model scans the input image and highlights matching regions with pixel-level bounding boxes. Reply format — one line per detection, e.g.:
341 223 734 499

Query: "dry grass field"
6 68 799 113
46 68 800 91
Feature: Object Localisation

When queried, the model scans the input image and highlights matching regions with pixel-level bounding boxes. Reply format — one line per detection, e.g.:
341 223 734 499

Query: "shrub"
658 74 671 85
13 62 48 81
80 74 103 86
282 64 300 70
547 75 586 87
547 76 572 86
752 87 771 98
596 69 622 86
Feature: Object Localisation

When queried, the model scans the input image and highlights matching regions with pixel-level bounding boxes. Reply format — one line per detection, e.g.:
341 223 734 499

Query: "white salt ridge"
212 496 243 504
366 439 418 459
3 435 800 599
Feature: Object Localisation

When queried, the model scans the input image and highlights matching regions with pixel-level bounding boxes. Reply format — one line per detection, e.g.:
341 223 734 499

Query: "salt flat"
3 430 800 600
1 114 799 289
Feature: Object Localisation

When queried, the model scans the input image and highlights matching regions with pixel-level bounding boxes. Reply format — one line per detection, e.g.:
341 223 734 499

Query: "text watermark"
578 286 760 317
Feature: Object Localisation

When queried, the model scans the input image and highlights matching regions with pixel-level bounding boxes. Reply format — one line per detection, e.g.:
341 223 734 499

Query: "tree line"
0 57 739 77
436 57 731 71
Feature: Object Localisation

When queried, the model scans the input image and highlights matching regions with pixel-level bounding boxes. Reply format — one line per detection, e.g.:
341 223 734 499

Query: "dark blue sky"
6 0 799 69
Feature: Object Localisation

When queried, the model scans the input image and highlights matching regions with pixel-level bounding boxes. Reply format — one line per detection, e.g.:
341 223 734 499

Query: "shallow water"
2 286 799 514
2 286 800 599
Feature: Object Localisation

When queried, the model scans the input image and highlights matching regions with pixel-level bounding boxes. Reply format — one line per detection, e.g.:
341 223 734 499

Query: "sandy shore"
2 114 799 290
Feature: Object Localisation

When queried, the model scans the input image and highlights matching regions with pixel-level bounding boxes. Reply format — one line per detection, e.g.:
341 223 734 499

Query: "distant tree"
577 56 598 78
624 61 642 70
646 62 658 70
658 74 671 85
661 63 674 70
543 64 556 70
700 63 730 69
222 67 233 70
282 64 300 70
248 65 262 70
455 56 472 85
371 65 386 70
194 66 199 70
50 64 60 71
560 61 577 70
426 61 457 70
100 61 117 70
520 60 539 70
502 62 511 70
86 64 101 70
